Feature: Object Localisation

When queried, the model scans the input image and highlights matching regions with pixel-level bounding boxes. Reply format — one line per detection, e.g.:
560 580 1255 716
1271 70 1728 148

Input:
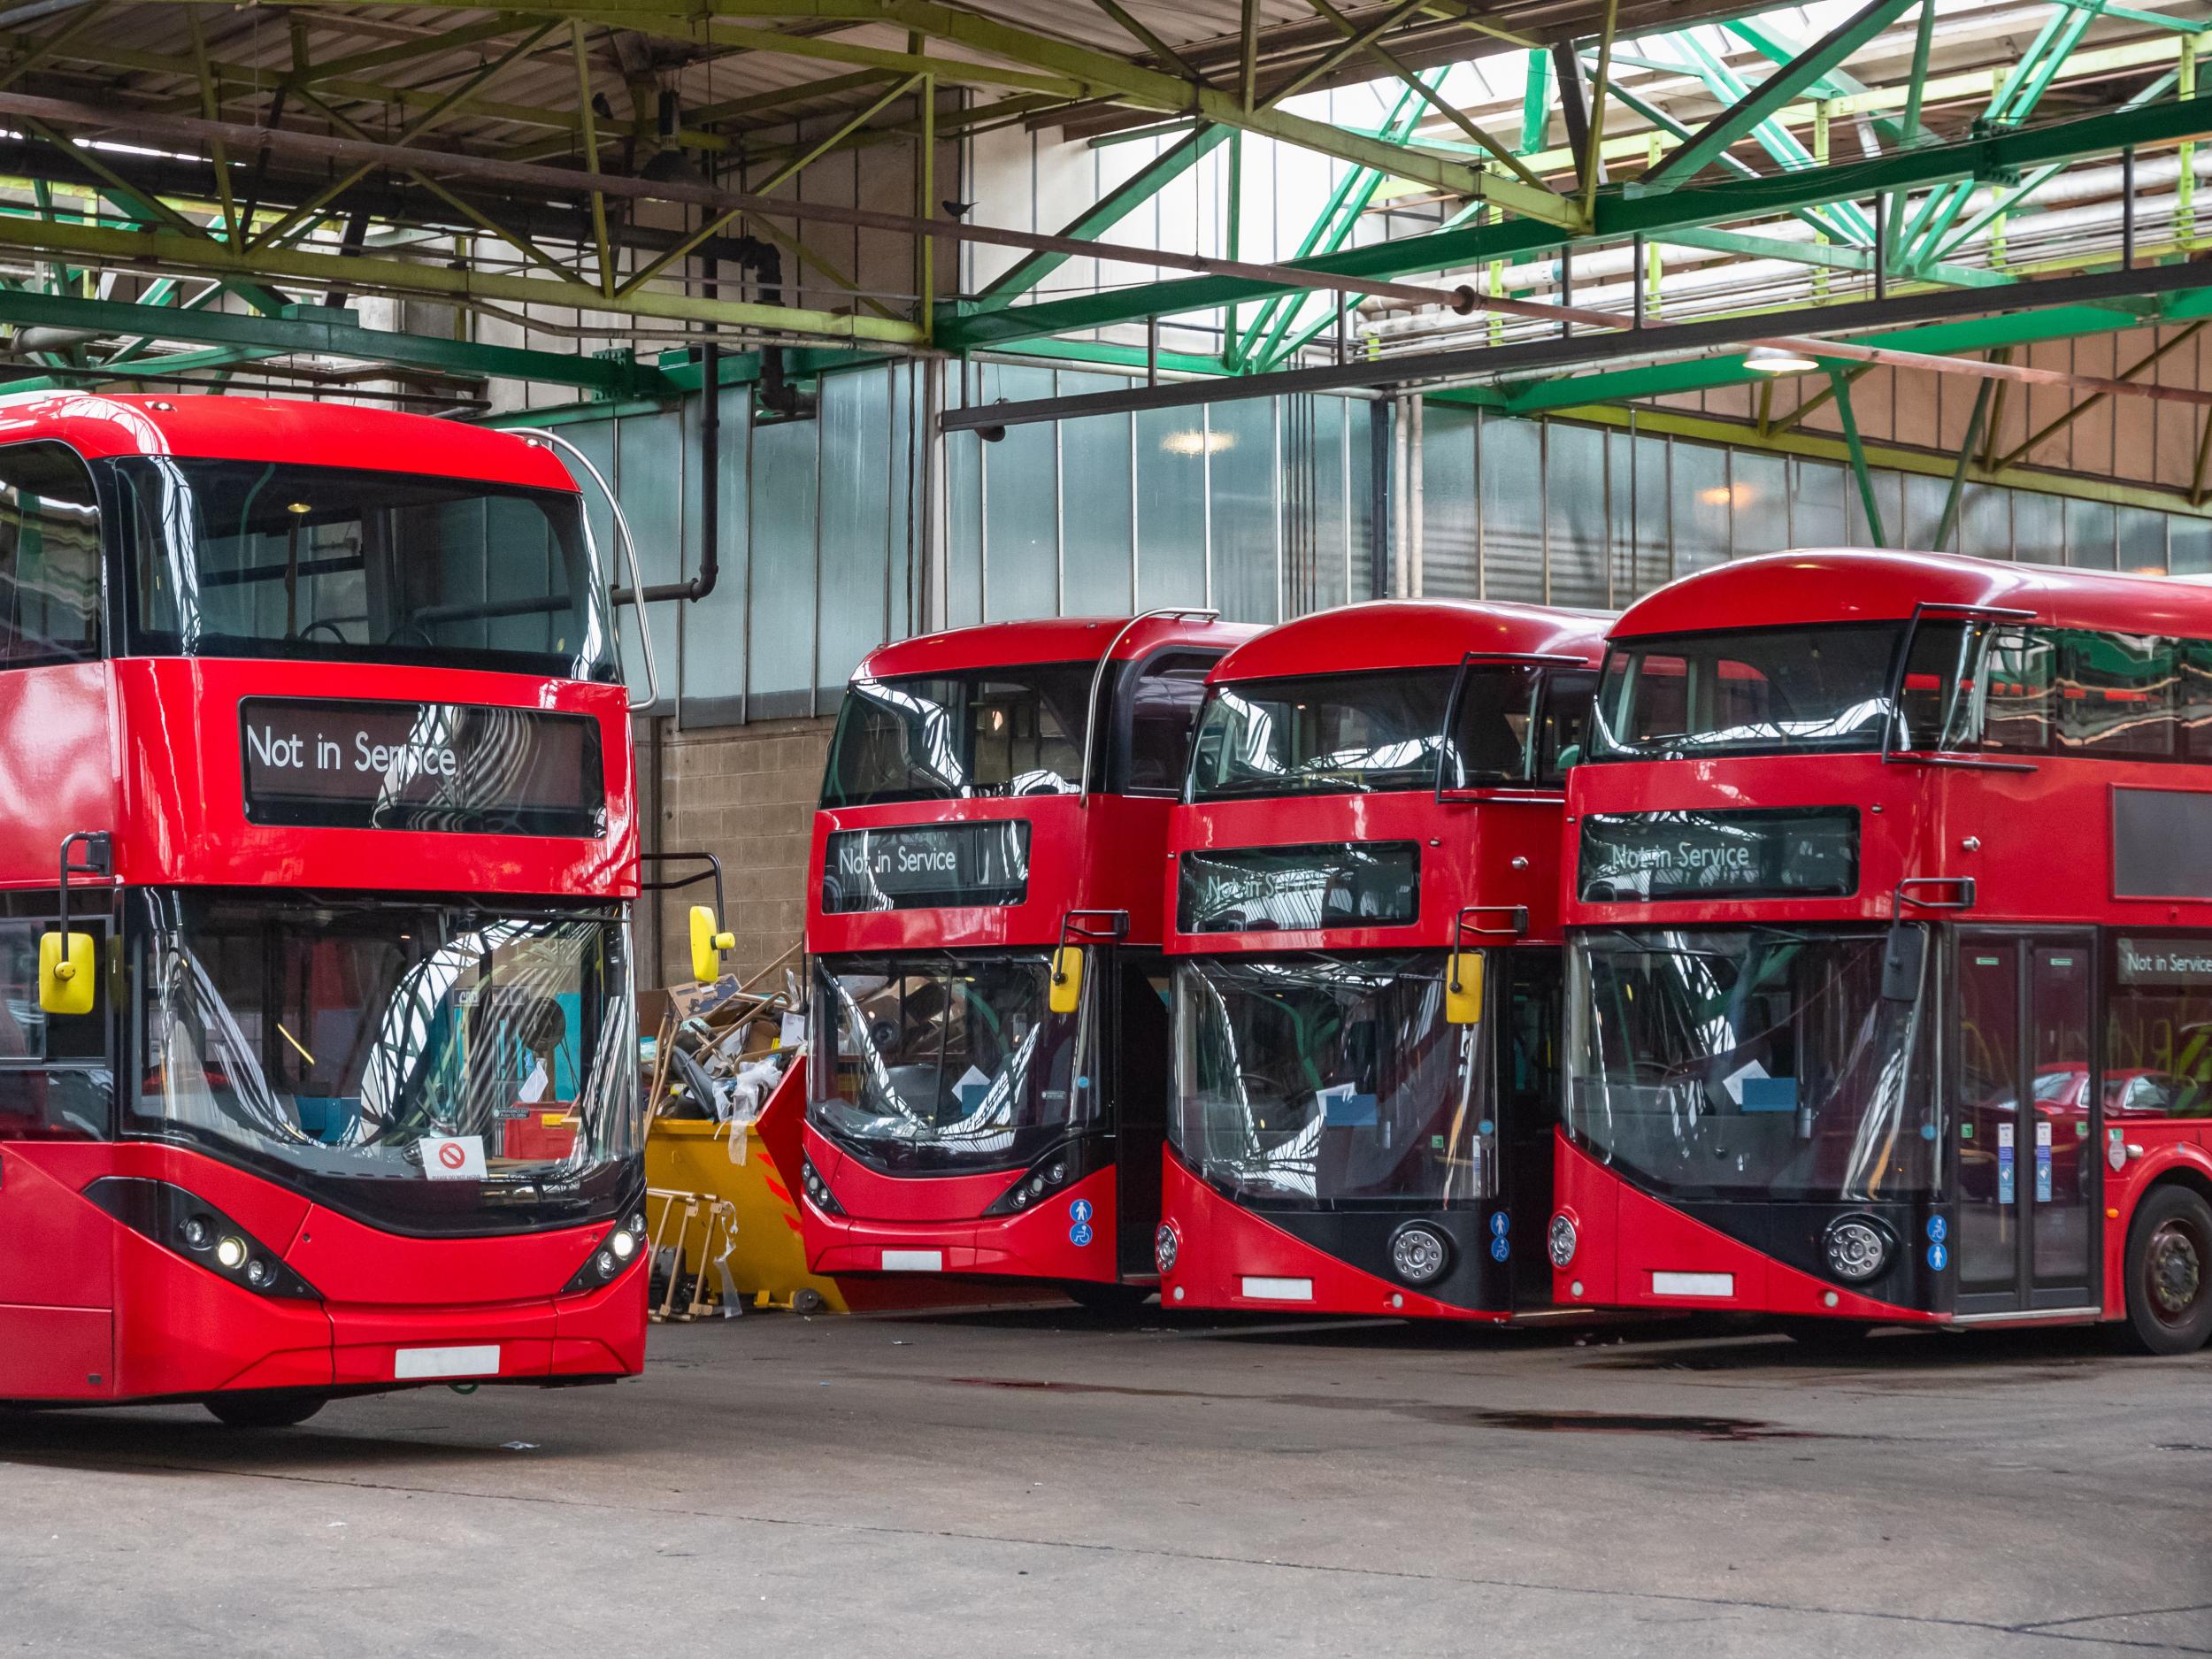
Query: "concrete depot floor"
0 1306 2208 1659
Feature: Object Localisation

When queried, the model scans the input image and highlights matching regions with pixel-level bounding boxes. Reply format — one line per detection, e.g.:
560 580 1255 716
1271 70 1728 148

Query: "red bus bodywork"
1557 549 2212 1348
1157 601 1607 1320
802 615 1254 1303
0 394 646 1411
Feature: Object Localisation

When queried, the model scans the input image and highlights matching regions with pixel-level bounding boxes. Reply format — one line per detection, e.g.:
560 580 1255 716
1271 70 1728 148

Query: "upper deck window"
1187 664 1570 802
0 442 101 667
114 458 615 681
820 663 1094 806
1588 622 1948 761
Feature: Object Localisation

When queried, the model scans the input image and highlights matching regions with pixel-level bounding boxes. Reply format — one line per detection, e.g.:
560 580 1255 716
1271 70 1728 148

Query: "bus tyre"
204 1391 328 1429
1064 1281 1154 1320
2124 1185 2212 1356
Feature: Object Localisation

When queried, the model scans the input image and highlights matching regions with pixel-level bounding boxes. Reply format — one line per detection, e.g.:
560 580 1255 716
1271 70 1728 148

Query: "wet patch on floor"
930 1376 1839 1440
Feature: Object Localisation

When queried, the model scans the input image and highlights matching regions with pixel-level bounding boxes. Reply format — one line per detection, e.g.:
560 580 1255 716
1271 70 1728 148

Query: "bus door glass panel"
2030 945 2094 1292
1113 953 1171 1274
1955 942 2020 1297
1955 934 2095 1309
1501 949 1563 1302
0 917 110 1143
0 442 101 667
0 911 113 1369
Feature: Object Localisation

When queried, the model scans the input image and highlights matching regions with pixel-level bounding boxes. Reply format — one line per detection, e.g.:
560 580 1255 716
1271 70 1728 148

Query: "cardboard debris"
643 936 803 1134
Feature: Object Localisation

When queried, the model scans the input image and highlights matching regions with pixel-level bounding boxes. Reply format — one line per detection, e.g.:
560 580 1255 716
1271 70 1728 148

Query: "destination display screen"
1578 807 1859 902
1178 841 1420 934
820 822 1033 913
241 697 606 837
2115 936 2212 987
2113 787 2212 900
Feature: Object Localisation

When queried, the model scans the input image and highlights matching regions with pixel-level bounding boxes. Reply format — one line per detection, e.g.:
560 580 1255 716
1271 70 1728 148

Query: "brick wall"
636 715 835 993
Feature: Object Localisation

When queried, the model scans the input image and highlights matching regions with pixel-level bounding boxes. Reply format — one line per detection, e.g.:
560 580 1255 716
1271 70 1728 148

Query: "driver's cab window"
0 912 109 1141
1120 650 1218 794
1534 671 1597 784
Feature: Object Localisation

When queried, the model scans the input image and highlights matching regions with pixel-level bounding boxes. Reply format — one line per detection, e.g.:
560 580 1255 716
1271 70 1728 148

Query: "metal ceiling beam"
0 89 1505 318
940 258 2212 431
946 89 2212 348
972 120 1232 310
1634 0 1920 191
0 287 680 394
0 209 926 339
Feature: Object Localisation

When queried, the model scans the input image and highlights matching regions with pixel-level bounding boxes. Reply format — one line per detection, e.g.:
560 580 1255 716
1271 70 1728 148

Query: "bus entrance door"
1955 932 2101 1317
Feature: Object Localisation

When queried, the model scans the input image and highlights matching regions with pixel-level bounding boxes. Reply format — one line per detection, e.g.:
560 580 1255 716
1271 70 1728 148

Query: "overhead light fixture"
1746 343 1821 374
1160 427 1236 457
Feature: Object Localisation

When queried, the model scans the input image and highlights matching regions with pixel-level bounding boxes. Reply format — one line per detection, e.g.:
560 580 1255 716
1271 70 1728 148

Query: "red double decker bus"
1156 601 1604 1318
802 613 1251 1311
1556 549 2212 1353
0 394 649 1424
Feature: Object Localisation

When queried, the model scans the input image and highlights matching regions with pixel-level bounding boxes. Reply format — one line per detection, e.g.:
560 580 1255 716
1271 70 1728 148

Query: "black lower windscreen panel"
820 821 1032 912
1578 807 1858 902
1179 841 1419 934
242 697 604 837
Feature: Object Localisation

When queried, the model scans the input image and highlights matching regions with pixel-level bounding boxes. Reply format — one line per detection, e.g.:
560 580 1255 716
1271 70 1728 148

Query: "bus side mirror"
1881 923 1926 1003
39 930 94 1017
1445 950 1484 1025
1049 945 1085 1016
689 905 735 986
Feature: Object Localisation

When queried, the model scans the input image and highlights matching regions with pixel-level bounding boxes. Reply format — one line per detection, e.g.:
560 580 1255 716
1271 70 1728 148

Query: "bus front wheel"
2124 1185 2212 1356
204 1390 329 1429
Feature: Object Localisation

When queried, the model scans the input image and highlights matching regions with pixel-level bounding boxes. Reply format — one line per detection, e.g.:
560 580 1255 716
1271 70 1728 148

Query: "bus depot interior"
1 0 2210 1651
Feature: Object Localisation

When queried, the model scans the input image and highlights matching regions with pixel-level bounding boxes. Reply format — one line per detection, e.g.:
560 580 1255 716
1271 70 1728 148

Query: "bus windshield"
1588 621 1970 760
820 665 1095 806
115 457 616 681
1188 666 1572 801
1565 926 1935 1202
1171 954 1488 1208
810 952 1093 1171
130 891 638 1233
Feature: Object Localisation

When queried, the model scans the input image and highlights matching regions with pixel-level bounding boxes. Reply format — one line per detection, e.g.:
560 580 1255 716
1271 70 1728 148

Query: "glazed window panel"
0 442 102 667
2057 633 2175 758
2178 641 2212 760
1979 627 2057 754
2106 937 2212 1121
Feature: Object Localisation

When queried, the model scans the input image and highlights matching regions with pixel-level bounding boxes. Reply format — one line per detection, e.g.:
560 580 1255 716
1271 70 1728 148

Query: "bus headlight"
1823 1216 1891 1283
801 1156 846 1217
80 1177 321 1301
1548 1212 1578 1268
1154 1221 1180 1275
1388 1222 1451 1286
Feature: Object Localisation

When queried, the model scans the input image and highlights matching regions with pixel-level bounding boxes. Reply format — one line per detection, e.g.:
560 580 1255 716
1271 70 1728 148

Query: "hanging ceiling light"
1746 343 1822 374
